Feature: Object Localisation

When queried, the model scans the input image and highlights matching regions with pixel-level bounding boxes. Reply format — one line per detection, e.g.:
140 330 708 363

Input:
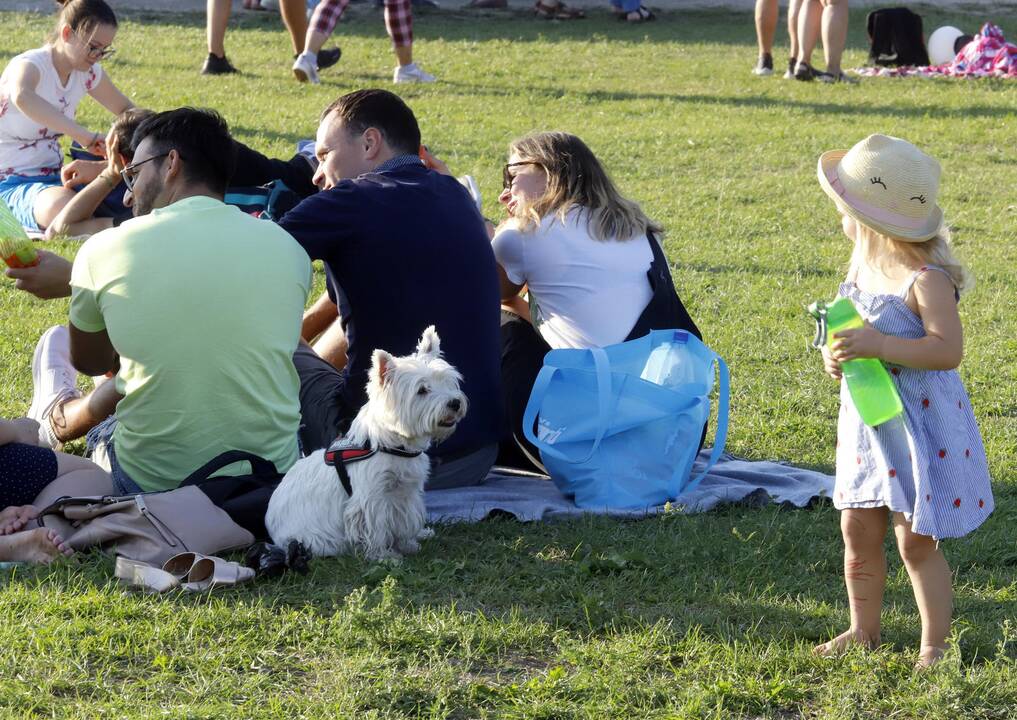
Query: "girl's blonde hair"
851 220 974 295
506 132 662 241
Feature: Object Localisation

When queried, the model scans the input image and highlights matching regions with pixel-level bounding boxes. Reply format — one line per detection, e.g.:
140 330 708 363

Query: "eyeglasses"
502 161 541 190
74 30 116 60
121 152 169 192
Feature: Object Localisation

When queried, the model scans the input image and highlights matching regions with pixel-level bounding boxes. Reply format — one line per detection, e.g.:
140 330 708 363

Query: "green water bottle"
808 298 903 427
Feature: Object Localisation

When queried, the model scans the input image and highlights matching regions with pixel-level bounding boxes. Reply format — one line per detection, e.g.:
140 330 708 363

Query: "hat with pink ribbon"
818 134 944 242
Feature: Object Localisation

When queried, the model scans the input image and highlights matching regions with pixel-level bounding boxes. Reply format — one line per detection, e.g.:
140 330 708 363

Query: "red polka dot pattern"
954 498 961 508
979 499 985 509
891 367 901 376
888 469 897 478
922 398 930 408
938 449 947 459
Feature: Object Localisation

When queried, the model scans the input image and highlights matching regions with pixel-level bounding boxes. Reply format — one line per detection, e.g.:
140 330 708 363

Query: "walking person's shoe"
292 52 320 84
817 70 859 84
393 63 436 83
316 46 342 70
202 53 238 75
752 53 774 76
27 326 81 451
793 61 816 81
783 57 796 79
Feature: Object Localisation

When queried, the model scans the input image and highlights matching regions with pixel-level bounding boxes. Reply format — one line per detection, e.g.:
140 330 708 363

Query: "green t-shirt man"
69 196 311 492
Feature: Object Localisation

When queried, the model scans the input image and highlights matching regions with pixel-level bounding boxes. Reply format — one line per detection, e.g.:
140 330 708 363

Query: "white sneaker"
292 52 320 84
27 325 81 450
457 175 482 213
393 63 436 84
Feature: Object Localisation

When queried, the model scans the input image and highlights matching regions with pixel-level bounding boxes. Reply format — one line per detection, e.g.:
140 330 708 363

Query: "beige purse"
36 487 255 567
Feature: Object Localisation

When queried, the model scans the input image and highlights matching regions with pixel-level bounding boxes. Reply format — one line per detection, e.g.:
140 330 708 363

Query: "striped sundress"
833 265 993 539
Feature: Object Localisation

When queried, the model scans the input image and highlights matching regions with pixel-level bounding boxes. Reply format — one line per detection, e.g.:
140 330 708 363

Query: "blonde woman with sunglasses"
493 132 700 470
0 0 133 235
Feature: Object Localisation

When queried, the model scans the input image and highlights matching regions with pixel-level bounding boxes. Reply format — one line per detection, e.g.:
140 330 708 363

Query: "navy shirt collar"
374 154 424 173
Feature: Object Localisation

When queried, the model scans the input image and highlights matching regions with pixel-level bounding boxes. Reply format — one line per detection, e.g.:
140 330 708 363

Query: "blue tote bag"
522 329 730 509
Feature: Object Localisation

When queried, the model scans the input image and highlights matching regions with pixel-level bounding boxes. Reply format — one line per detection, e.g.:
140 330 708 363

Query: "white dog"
266 327 467 560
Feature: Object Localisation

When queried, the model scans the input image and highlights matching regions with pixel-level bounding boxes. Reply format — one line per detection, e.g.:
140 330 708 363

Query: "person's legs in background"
293 0 349 84
785 0 805 77
752 0 778 75
818 0 854 81
387 0 435 83
795 0 823 80
203 0 237 74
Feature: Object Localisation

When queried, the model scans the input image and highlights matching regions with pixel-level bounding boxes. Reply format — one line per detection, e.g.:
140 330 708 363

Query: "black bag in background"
866 8 931 67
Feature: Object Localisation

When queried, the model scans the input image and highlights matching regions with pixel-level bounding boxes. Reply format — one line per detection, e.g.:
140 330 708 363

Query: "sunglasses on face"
502 161 541 190
74 29 116 60
120 152 170 192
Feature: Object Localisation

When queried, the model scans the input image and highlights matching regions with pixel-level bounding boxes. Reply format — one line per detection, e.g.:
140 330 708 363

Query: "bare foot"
0 527 73 563
916 645 948 669
0 505 39 535
813 628 880 656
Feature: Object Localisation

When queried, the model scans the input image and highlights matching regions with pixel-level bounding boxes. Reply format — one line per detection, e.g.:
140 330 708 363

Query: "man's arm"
68 324 117 377
4 250 72 299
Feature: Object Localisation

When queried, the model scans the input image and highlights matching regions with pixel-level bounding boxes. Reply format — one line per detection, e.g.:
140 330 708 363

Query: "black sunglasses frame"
502 161 542 190
120 152 171 192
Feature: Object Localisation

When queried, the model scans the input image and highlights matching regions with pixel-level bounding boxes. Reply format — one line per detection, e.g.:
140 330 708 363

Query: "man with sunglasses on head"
278 88 502 490
22 108 311 497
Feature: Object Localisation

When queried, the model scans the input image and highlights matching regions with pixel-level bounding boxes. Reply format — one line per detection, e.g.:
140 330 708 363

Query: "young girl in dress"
0 0 133 233
814 134 993 668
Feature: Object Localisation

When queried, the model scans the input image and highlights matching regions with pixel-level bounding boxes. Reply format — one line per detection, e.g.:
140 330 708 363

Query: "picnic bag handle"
522 346 612 465
179 450 280 487
678 351 730 495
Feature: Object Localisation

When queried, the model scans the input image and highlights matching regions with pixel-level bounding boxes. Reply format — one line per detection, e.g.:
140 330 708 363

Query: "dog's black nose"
447 398 462 411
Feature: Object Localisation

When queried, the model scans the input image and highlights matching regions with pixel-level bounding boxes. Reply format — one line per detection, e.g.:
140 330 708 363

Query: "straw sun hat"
817 134 944 242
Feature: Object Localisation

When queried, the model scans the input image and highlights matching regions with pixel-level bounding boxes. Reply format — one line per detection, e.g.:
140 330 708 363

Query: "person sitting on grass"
21 108 311 499
0 417 112 564
0 0 133 234
278 89 503 489
490 132 701 471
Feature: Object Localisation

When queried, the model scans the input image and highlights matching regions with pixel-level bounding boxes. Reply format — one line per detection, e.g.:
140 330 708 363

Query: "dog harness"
323 436 423 497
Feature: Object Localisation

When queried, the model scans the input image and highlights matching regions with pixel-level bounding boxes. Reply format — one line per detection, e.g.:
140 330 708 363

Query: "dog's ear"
371 349 394 386
416 325 441 358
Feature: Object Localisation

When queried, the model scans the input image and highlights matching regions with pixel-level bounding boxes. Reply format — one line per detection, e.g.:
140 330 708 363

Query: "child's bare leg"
815 507 887 655
892 513 952 667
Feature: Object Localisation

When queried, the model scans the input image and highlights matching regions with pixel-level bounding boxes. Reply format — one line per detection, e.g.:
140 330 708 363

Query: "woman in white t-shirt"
0 0 133 233
492 131 700 470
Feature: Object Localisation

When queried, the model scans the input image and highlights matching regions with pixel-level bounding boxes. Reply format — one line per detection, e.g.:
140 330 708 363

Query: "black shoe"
202 53 238 75
793 61 815 81
783 57 796 79
752 53 773 76
317 46 342 70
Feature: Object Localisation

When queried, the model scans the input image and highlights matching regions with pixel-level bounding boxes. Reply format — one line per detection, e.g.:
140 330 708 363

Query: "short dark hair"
131 108 236 195
321 89 421 156
110 108 154 162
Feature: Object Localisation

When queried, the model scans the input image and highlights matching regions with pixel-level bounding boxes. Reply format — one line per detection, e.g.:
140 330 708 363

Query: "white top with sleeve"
492 206 653 349
0 47 103 182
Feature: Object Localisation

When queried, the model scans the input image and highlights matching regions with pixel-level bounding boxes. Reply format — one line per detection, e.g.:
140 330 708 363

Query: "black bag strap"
179 450 280 488
625 231 702 342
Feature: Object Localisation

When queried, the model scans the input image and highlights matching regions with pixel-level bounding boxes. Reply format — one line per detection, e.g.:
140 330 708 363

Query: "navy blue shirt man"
280 89 502 488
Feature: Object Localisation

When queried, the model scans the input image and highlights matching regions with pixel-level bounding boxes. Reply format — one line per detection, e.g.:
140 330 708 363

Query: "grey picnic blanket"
425 451 834 524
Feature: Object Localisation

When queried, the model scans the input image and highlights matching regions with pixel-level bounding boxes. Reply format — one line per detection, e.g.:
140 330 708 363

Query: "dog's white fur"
266 327 466 560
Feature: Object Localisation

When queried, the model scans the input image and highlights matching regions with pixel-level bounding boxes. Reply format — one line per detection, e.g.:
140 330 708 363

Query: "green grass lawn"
2 5 1017 718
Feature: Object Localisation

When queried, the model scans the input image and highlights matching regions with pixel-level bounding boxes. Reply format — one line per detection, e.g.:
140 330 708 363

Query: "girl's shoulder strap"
898 265 960 302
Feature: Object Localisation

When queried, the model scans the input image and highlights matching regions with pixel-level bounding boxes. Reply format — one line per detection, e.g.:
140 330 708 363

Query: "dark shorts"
0 442 58 507
293 342 497 488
